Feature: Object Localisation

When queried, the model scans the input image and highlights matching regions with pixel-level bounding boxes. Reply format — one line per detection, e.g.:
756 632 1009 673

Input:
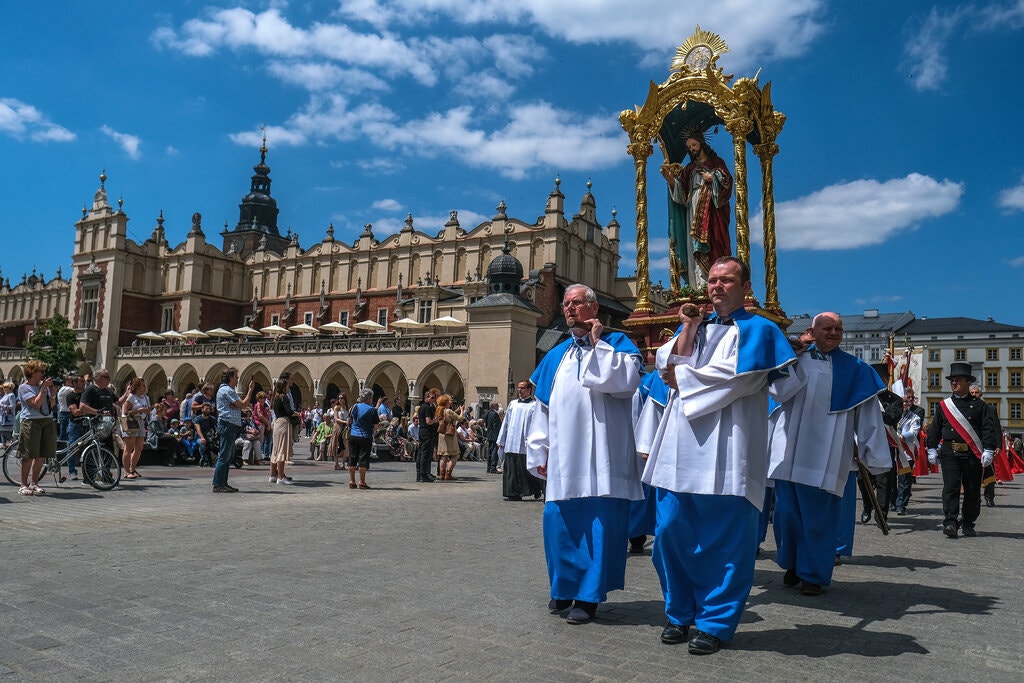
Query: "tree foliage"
23 314 78 377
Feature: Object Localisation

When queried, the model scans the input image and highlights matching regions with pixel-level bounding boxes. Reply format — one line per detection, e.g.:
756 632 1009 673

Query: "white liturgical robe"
527 337 644 503
768 356 891 496
642 324 780 509
496 397 536 455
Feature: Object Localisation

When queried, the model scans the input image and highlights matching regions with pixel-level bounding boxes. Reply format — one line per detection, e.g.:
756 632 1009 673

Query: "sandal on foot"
19 486 33 496
30 484 46 494
358 482 371 489
334 465 343 470
349 482 357 489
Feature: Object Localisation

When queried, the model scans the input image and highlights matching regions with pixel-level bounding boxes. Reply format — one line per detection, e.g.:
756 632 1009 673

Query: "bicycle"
2 415 121 491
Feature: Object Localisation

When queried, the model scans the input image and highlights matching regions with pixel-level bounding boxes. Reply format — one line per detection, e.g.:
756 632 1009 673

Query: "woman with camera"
16 360 57 495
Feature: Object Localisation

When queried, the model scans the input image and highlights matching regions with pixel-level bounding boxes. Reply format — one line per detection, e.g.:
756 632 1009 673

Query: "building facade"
0 149 663 412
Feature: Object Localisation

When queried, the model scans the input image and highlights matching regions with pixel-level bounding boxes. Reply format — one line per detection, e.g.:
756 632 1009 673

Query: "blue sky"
2 1 1023 324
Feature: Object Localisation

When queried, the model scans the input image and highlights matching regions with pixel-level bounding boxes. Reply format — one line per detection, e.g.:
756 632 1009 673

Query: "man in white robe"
497 380 543 501
527 284 644 625
643 256 797 655
767 312 891 596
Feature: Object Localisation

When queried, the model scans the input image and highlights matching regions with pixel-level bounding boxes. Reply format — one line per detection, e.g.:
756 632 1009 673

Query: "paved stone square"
1 443 1021 681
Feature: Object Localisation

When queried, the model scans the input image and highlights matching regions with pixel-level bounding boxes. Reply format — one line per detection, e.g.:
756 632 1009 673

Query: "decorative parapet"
115 334 469 359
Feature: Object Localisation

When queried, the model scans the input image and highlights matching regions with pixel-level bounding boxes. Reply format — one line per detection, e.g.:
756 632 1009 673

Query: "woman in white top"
121 377 151 479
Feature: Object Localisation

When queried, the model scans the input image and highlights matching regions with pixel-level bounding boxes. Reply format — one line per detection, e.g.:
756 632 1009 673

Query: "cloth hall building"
0 146 653 410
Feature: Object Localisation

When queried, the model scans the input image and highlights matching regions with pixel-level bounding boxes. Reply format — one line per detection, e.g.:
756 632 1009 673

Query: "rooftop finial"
260 124 267 163
100 169 107 189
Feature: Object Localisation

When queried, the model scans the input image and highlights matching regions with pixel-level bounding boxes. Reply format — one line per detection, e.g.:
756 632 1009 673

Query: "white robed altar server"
527 284 644 626
642 257 797 655
496 380 543 501
767 312 891 594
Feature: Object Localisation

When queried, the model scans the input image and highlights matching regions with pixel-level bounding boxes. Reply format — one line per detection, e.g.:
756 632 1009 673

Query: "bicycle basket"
92 416 116 440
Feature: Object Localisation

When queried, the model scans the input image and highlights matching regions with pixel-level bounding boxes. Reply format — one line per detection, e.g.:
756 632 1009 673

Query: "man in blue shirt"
213 367 253 493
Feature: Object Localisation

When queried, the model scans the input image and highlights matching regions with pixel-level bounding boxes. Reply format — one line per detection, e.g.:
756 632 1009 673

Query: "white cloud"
998 176 1024 212
753 173 964 251
100 125 142 160
902 2 1024 91
1008 255 1024 267
165 145 180 156
267 61 389 92
901 7 965 91
372 198 404 211
373 102 624 179
336 0 826 70
0 98 75 142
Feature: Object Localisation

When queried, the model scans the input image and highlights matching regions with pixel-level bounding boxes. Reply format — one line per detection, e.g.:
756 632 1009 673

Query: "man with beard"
661 128 733 290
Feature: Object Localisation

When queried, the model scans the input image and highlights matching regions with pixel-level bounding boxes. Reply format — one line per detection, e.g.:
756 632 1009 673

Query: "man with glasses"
527 283 644 626
927 364 1000 538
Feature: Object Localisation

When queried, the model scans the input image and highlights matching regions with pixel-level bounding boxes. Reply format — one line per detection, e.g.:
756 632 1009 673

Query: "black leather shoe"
962 525 977 537
660 623 689 645
783 569 800 586
860 510 871 524
897 507 907 516
688 629 721 655
547 598 572 614
800 581 822 596
985 498 995 507
629 535 647 554
942 523 958 539
565 601 597 625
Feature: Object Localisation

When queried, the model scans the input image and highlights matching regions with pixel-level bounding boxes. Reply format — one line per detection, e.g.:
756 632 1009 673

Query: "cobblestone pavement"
1 443 1021 682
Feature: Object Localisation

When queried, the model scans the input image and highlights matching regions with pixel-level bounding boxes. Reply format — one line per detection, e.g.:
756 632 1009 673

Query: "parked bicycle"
2 415 121 491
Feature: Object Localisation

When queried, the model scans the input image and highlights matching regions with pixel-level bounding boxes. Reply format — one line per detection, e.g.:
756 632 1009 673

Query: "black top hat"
945 362 976 382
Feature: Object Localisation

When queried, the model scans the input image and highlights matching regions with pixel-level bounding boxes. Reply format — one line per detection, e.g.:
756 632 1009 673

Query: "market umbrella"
136 331 164 342
431 315 466 327
353 320 387 331
390 317 424 330
319 321 351 334
231 326 263 337
288 323 320 335
160 330 186 340
181 328 210 339
260 324 291 336
205 327 235 338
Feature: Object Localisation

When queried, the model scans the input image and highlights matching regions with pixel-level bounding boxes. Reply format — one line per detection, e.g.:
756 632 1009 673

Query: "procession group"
506 256 1010 656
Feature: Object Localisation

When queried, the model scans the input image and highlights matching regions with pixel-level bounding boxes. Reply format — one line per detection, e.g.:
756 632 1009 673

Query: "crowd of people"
6 264 1023 657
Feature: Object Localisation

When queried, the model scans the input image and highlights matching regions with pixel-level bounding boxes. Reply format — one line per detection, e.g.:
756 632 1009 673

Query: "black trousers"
938 451 982 527
416 437 434 478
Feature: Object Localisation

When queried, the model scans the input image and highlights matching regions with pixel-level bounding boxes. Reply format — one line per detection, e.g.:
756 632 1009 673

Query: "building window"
1010 348 1022 361
929 401 940 417
271 314 280 326
418 300 434 324
930 349 941 362
161 305 174 333
81 285 100 330
1009 369 1022 388
377 307 389 327
339 311 349 326
1010 401 1022 420
870 347 880 361
928 371 940 388
954 348 966 361
986 348 999 361
854 347 864 360
986 370 999 388
304 311 313 326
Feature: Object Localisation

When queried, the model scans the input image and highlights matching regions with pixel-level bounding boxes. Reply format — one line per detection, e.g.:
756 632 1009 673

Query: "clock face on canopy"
685 46 713 70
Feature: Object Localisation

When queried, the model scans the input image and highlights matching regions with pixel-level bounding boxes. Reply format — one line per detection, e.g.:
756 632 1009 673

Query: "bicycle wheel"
2 440 20 486
81 445 121 490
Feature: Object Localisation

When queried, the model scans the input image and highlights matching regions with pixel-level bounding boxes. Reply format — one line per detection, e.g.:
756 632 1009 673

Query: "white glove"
981 450 995 467
927 448 938 465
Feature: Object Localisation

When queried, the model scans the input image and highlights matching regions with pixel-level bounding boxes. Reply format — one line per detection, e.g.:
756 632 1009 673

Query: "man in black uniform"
416 389 439 483
926 363 1000 538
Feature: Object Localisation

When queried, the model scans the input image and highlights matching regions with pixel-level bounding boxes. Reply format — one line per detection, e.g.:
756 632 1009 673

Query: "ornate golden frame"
619 27 786 321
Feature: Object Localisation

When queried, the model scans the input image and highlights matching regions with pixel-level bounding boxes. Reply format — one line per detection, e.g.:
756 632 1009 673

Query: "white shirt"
497 397 538 455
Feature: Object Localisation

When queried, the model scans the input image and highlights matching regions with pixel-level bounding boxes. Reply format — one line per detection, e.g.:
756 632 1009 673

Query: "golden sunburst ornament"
671 26 730 72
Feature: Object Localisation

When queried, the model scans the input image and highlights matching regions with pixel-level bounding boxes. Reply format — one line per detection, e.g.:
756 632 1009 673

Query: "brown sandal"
349 482 357 489
358 482 371 489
